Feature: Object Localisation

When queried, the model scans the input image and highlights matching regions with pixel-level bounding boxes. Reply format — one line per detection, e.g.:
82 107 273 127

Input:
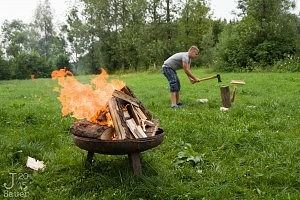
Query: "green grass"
1 69 300 199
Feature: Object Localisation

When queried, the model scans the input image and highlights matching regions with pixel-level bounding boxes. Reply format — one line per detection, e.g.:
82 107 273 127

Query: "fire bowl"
72 128 164 155
72 128 164 175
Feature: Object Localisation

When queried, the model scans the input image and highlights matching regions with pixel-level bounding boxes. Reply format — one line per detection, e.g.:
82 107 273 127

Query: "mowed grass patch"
0 69 300 199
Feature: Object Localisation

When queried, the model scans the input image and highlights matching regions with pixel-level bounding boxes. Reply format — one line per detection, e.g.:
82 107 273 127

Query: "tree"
0 48 11 79
176 0 210 53
199 19 226 65
1 20 31 58
62 6 89 73
215 0 298 70
34 0 54 57
33 0 68 73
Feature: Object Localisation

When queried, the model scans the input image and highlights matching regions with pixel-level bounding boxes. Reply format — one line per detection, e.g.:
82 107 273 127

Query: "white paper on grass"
220 107 229 112
196 99 209 103
26 156 46 171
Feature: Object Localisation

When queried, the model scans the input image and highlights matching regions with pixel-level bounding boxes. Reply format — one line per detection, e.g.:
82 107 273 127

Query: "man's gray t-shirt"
163 52 191 71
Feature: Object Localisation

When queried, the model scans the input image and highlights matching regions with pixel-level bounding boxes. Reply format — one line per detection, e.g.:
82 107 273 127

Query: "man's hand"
189 77 200 84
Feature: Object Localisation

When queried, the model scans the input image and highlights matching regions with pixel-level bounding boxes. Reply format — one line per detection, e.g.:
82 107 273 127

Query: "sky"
0 0 299 27
0 0 78 27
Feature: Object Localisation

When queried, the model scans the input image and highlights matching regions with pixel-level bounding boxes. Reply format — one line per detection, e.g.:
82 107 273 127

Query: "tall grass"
0 69 300 199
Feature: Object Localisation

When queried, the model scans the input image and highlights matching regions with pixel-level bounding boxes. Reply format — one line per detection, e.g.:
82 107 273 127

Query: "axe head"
216 74 222 83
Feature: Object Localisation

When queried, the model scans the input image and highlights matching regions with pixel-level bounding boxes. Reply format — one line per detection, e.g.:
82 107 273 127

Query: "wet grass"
0 69 300 199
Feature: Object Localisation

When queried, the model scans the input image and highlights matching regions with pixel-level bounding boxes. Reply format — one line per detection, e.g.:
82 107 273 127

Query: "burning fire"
53 68 125 126
51 67 73 79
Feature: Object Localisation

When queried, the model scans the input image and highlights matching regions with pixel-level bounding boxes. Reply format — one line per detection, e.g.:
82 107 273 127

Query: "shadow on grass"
67 153 162 198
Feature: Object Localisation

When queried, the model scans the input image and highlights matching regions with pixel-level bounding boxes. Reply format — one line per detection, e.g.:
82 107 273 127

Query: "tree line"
0 0 299 80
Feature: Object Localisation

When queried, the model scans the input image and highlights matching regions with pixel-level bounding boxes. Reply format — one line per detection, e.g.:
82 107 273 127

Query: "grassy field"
0 69 300 199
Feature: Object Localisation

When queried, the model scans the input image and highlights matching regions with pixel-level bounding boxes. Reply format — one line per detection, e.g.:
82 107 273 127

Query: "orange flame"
53 68 125 126
51 68 73 79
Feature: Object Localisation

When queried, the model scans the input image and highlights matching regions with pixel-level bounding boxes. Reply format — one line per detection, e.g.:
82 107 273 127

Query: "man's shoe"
177 102 183 106
171 105 180 109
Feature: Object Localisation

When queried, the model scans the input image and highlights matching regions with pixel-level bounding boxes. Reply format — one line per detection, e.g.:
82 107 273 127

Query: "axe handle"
198 75 217 82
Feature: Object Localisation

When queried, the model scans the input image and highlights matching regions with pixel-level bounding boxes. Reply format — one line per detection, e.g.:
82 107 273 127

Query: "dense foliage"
0 0 299 79
215 0 299 71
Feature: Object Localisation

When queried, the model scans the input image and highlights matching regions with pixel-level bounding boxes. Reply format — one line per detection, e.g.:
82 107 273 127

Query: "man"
162 46 200 108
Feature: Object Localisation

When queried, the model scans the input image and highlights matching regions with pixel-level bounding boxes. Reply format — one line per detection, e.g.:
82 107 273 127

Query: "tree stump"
220 85 231 108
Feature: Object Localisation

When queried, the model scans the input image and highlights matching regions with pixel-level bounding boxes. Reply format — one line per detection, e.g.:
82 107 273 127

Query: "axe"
195 74 222 83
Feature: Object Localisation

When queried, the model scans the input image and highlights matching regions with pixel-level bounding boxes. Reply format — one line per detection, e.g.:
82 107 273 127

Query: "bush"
13 52 52 79
271 56 300 72
0 58 12 80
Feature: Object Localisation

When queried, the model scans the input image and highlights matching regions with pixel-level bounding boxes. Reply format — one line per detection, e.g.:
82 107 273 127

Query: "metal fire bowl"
72 128 164 155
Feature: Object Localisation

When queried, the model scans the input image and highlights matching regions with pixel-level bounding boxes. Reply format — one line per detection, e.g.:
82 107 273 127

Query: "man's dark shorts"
162 66 181 92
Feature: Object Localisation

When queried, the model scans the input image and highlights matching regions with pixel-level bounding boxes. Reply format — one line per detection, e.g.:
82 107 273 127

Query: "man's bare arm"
182 62 199 83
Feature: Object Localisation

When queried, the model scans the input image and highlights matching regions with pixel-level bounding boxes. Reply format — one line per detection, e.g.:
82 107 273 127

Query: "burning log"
70 120 114 140
70 86 160 141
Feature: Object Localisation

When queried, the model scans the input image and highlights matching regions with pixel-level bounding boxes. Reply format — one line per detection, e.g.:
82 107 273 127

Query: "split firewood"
143 120 155 126
133 106 147 120
136 125 147 138
141 120 146 132
145 119 159 137
108 97 126 140
112 90 139 107
121 86 153 119
151 121 159 136
126 118 147 138
123 110 131 119
127 104 141 125
126 119 140 139
116 98 133 139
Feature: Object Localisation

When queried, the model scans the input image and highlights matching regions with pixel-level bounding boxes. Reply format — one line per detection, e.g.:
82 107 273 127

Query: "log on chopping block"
230 80 246 103
230 80 245 85
220 85 231 108
231 87 237 103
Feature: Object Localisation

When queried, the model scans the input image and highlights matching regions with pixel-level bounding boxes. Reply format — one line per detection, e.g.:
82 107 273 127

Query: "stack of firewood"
70 86 159 140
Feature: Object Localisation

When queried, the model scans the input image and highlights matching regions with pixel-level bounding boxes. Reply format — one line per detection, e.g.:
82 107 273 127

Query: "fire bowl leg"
128 152 142 176
85 151 94 167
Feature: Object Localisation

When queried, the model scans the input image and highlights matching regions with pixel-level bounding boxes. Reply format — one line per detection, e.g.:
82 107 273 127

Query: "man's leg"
162 67 180 108
176 92 180 104
171 92 177 107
